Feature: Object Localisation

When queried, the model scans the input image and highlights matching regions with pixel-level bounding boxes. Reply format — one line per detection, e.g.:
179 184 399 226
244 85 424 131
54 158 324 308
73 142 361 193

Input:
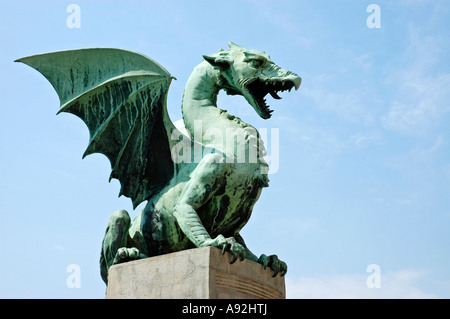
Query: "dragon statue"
16 42 301 284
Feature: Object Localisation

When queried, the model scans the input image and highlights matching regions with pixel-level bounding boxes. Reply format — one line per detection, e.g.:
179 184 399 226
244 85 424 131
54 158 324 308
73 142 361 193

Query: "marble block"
106 246 285 299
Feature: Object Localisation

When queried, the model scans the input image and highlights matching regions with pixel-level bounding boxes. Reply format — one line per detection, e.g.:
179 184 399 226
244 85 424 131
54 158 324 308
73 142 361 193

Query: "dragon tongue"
268 87 282 100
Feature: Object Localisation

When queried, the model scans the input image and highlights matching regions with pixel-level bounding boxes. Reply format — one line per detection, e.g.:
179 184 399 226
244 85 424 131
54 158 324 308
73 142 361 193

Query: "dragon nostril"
278 69 291 77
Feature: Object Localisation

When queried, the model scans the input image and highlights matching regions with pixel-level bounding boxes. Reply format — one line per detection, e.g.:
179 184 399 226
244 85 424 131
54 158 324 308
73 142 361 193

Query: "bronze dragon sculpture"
16 42 301 284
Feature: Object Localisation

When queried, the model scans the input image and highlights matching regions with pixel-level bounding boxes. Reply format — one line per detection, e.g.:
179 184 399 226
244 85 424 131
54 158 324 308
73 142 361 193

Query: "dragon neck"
182 61 265 160
181 61 222 135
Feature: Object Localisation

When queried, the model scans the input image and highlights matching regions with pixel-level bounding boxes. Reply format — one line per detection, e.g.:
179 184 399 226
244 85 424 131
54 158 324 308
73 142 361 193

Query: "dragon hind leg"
100 209 146 284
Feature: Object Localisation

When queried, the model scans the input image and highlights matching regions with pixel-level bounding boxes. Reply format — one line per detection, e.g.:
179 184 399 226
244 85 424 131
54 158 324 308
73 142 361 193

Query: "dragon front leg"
173 154 246 263
174 203 245 262
235 233 288 277
100 209 147 284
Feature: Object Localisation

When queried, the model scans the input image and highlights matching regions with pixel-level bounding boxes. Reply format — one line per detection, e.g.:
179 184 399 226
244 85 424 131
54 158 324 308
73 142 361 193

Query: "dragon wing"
16 48 177 209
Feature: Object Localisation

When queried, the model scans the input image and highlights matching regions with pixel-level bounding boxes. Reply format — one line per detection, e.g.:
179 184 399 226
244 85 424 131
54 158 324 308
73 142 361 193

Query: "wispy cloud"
382 26 450 133
51 244 66 252
300 67 381 126
350 130 382 147
303 87 377 125
399 0 432 4
384 134 447 181
286 269 439 298
252 0 313 49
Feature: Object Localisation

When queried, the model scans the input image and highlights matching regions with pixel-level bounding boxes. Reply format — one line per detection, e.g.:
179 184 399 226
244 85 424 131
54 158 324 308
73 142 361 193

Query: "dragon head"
203 42 301 119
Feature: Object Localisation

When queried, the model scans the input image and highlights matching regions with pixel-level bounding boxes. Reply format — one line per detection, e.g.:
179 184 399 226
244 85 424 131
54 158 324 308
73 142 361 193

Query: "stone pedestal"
106 246 285 299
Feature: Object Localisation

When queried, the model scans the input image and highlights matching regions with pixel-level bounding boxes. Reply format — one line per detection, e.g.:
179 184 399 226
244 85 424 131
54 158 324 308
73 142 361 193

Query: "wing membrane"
16 48 176 208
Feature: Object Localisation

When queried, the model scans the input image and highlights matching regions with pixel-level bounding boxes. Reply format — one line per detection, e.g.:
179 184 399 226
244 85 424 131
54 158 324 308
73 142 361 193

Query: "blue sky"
1 0 449 298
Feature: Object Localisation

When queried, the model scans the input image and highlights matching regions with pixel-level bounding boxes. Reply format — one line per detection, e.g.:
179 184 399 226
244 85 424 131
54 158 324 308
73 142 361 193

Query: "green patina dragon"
16 42 301 284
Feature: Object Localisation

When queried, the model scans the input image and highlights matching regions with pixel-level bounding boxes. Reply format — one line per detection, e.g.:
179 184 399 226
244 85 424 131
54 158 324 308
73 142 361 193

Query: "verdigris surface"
16 42 301 284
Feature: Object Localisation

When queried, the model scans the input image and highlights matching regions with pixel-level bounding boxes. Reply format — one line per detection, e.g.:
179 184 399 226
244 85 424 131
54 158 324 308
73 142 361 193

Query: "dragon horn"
228 41 245 50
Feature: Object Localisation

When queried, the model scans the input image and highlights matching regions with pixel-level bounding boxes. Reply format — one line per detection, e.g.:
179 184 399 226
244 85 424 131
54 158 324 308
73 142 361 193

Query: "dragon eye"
248 59 265 69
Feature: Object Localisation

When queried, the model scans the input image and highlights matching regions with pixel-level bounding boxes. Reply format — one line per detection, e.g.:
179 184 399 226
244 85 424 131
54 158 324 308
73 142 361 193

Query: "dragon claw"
113 247 144 265
223 237 246 264
205 235 246 263
257 254 287 277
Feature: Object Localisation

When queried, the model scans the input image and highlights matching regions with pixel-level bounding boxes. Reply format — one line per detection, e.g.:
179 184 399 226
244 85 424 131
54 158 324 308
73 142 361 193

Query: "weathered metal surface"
16 42 301 284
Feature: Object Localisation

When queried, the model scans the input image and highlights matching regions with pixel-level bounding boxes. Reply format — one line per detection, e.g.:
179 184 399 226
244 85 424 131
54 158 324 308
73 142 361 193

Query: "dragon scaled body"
16 42 301 284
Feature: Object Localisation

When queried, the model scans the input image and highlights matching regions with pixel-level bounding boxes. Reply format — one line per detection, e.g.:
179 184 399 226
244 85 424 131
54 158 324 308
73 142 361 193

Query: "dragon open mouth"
245 77 300 119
